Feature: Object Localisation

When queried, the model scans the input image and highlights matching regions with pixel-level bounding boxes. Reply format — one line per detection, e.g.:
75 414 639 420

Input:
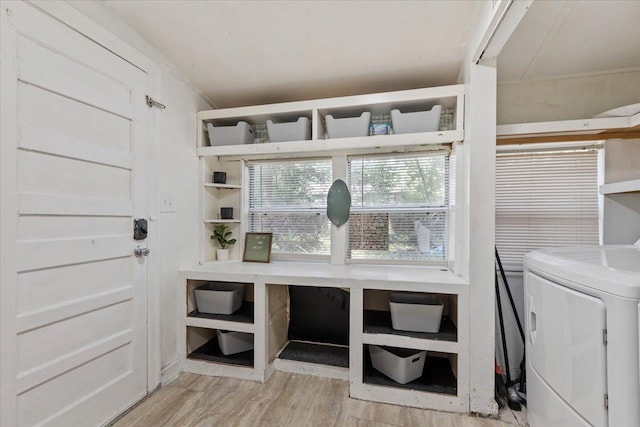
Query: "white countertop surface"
181 261 467 290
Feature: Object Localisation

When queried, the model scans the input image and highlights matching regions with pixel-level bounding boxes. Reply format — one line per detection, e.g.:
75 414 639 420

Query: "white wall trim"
0 4 20 425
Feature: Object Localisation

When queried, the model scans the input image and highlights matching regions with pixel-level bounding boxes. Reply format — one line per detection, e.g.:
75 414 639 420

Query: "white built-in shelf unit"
196 85 464 158
187 85 471 412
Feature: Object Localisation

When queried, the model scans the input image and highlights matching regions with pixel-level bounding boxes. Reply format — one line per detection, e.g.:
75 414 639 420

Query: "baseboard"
273 358 349 381
160 359 182 386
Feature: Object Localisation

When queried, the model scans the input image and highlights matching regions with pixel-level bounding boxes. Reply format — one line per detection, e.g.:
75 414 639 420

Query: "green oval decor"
327 179 351 227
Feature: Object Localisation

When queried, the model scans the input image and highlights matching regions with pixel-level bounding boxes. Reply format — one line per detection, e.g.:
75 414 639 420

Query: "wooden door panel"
18 216 131 241
18 151 132 199
17 36 134 118
17 344 134 426
17 300 133 374
17 258 131 315
17 82 132 167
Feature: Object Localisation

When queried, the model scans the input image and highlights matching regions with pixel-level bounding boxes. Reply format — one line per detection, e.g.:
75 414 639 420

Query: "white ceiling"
498 0 640 83
103 0 480 108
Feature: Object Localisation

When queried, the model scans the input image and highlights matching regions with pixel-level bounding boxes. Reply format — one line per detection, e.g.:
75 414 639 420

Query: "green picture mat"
243 232 273 263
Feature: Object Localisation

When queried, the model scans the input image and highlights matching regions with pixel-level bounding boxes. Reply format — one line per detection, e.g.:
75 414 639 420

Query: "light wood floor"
113 372 527 427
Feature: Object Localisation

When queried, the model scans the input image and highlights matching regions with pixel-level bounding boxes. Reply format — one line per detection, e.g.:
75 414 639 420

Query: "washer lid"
525 245 640 299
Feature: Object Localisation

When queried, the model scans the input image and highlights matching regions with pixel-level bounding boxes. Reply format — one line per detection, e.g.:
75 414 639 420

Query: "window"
495 150 599 272
248 159 332 257
347 153 449 262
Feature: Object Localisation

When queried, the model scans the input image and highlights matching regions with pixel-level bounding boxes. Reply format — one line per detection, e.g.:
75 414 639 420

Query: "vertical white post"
349 287 364 392
198 156 206 264
240 159 249 259
466 58 497 415
0 6 18 425
312 108 321 141
254 279 267 382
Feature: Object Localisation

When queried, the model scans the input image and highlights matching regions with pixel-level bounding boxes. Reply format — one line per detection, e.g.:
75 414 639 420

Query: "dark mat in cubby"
363 346 457 395
189 336 253 367
278 340 349 368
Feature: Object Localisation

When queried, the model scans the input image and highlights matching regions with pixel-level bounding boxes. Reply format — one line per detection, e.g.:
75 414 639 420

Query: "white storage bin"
369 345 426 384
266 117 311 142
325 112 371 138
391 105 442 134
389 292 444 333
206 121 254 146
217 330 254 355
194 282 245 315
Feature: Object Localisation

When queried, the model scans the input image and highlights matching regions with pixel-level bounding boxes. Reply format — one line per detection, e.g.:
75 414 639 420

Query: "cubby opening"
186 280 254 320
203 221 243 262
202 157 245 262
268 284 350 369
317 95 458 140
363 345 457 396
187 326 254 367
203 157 243 187
202 110 313 146
362 290 457 342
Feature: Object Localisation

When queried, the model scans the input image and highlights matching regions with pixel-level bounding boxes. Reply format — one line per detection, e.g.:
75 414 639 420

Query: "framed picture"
243 232 273 263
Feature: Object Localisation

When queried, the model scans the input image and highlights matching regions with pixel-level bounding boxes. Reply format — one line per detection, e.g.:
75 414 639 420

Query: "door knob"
135 246 150 257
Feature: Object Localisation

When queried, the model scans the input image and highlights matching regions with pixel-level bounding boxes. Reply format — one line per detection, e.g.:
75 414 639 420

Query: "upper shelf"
197 85 465 158
197 131 463 157
497 112 640 145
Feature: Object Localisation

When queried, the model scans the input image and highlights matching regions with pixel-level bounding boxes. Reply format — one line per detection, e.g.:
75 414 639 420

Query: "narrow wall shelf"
204 183 242 189
204 219 241 224
185 315 255 334
599 179 640 195
497 113 640 145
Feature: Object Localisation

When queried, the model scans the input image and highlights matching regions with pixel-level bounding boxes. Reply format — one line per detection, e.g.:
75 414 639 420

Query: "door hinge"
604 393 609 410
145 95 166 110
603 329 608 345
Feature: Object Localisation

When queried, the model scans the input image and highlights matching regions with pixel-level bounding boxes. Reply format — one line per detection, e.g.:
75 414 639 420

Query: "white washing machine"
524 245 640 427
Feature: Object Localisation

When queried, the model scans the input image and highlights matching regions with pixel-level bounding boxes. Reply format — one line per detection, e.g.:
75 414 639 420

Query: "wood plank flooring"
113 372 527 427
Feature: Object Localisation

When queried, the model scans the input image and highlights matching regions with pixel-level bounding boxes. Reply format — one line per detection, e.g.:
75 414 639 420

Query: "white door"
1 3 150 426
526 272 608 427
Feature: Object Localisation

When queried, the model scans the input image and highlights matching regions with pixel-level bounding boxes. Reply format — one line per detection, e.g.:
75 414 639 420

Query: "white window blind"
248 159 332 257
495 150 599 272
347 153 449 262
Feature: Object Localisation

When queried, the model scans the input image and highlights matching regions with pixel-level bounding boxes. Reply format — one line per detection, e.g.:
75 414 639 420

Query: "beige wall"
497 71 640 124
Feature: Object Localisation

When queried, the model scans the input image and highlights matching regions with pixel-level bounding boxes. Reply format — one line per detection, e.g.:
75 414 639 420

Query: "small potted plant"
211 224 236 261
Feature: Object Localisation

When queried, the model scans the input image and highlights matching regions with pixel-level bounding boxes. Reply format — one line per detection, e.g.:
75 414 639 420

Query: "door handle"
529 296 537 345
134 246 150 257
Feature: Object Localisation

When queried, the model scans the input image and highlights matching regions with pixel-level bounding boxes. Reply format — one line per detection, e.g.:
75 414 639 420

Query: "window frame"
246 157 333 262
344 151 451 266
244 149 453 266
